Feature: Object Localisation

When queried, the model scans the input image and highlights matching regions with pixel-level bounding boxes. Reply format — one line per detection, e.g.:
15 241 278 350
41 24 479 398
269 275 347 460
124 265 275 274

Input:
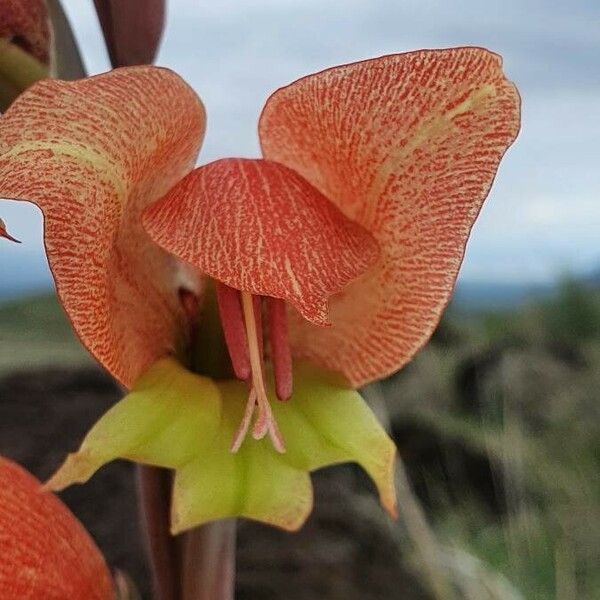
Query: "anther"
216 283 251 381
266 297 293 401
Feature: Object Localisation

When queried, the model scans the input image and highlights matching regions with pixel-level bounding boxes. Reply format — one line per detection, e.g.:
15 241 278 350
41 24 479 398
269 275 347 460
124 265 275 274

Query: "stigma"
216 282 292 453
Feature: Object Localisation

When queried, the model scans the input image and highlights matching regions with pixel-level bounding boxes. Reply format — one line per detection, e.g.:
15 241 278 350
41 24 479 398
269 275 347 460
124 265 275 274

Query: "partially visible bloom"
0 0 49 64
0 456 114 599
0 48 521 531
94 0 165 67
0 0 49 110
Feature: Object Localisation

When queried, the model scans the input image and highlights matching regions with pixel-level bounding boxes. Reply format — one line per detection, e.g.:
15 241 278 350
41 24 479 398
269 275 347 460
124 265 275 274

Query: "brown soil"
0 366 431 600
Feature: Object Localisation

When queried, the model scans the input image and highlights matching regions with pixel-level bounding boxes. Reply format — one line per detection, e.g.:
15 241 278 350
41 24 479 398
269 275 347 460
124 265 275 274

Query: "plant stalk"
180 521 236 600
139 282 237 599
137 466 180 600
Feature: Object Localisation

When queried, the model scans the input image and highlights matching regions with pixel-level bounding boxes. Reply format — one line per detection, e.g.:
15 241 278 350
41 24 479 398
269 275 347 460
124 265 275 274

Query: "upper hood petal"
0 66 206 387
144 158 379 326
259 47 521 387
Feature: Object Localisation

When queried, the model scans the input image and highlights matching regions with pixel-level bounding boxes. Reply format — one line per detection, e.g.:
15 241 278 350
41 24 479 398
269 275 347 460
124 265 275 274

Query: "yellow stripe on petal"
47 358 397 533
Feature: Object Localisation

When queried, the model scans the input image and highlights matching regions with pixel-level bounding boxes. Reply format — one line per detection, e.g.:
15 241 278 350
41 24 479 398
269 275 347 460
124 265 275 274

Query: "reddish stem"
179 520 236 600
137 466 180 600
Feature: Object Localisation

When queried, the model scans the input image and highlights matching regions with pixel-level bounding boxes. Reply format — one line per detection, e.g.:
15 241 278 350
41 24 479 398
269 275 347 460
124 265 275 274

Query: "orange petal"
144 158 379 326
260 48 521 387
0 456 113 599
0 0 50 64
93 0 165 67
0 67 206 387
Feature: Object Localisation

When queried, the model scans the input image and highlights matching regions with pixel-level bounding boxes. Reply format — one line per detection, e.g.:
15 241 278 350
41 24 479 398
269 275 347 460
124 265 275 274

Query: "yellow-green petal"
45 359 222 488
47 358 397 533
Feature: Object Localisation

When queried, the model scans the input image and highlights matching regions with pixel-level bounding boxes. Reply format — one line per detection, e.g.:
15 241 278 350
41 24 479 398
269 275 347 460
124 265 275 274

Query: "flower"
0 456 113 599
0 0 49 110
0 48 520 531
0 0 49 65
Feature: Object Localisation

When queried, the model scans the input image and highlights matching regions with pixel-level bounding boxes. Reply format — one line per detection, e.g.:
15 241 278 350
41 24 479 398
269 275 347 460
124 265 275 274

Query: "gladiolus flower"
0 0 49 110
0 48 520 531
0 0 49 64
0 456 114 599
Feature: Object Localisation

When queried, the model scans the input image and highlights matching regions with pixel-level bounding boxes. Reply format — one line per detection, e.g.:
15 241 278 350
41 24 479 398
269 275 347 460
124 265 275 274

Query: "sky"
1 0 599 298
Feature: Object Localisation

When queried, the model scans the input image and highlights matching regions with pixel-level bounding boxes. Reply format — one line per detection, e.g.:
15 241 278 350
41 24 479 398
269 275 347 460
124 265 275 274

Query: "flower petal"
0 457 113 599
144 158 379 326
0 0 50 63
47 358 397 533
93 0 165 67
0 67 206 387
259 48 521 387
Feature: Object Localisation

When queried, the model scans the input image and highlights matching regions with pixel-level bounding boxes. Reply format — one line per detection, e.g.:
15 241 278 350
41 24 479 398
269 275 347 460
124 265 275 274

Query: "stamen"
266 297 293 401
216 283 251 381
240 291 286 453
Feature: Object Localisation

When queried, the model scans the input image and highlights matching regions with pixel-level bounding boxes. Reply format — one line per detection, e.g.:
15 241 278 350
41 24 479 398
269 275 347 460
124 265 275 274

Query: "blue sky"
1 0 599 297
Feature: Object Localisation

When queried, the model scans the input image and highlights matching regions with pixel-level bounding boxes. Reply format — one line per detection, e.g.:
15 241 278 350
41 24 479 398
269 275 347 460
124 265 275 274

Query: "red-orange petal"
0 67 206 387
0 0 49 63
0 456 114 599
143 158 379 326
93 0 165 67
259 48 521 387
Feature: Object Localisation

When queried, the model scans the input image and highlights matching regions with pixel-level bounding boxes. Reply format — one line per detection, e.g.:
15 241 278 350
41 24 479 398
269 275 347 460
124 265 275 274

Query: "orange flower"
0 456 114 599
0 0 50 65
0 48 520 531
0 0 50 110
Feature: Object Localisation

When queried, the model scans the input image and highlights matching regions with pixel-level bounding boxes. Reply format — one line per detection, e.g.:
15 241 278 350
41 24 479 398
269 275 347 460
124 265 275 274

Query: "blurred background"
0 1 598 599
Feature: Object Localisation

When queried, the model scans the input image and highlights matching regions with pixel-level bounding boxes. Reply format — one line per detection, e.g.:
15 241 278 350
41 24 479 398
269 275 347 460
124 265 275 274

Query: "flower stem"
137 466 180 600
179 521 236 600
137 282 238 599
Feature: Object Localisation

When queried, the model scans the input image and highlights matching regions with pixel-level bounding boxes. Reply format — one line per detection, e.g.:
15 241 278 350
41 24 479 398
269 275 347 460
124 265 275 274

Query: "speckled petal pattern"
0 66 206 387
144 158 379 326
260 48 521 387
